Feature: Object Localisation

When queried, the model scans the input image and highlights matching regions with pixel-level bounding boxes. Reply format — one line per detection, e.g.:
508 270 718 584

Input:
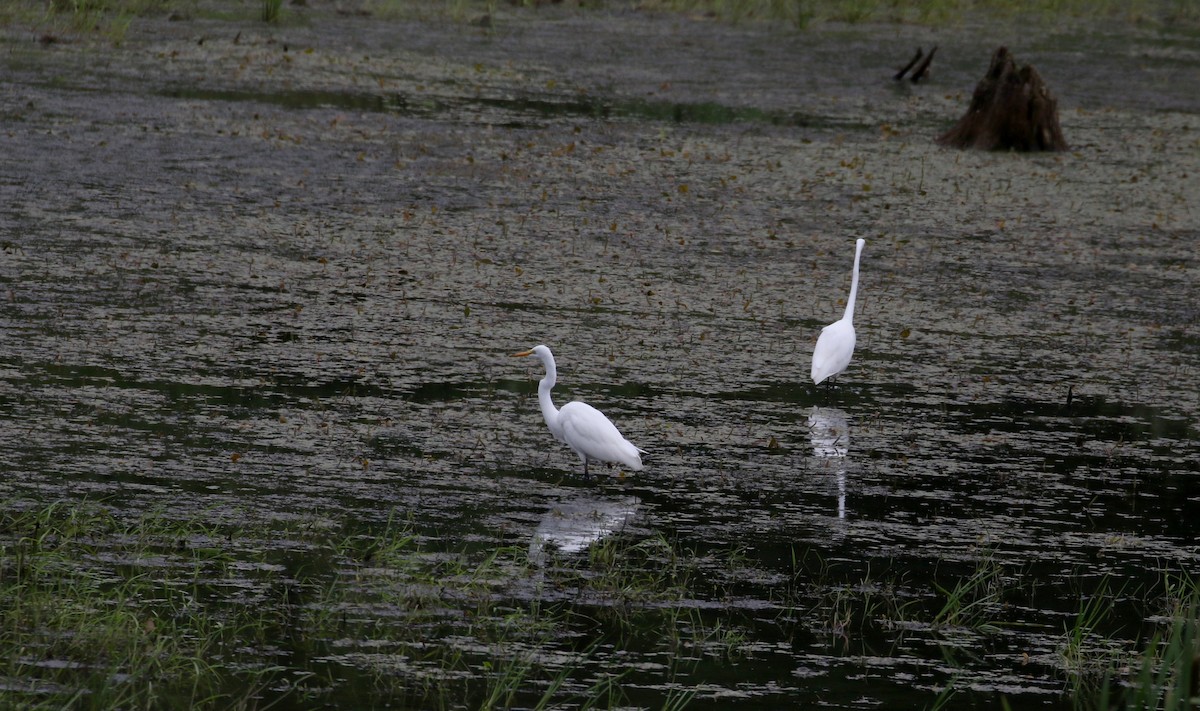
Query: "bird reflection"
529 495 639 565
808 407 849 519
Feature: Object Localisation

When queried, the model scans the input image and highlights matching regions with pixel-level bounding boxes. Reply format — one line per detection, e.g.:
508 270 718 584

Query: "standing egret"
512 345 645 476
811 238 866 384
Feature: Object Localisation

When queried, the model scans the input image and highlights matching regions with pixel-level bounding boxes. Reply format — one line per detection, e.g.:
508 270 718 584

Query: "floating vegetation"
8 499 1191 709
0 501 755 708
3 1 1198 708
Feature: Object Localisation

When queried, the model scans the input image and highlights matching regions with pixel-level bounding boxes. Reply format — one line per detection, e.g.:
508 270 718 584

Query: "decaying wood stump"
937 46 1068 151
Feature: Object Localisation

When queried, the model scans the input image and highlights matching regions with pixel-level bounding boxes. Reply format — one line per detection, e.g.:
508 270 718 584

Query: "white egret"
512 345 645 476
811 238 866 384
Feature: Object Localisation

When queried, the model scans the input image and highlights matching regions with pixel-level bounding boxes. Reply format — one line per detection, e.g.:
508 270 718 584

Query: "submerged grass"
0 500 724 709
1062 576 1126 691
1088 572 1200 711
1 500 1195 709
0 502 296 709
930 551 1008 633
788 556 1199 709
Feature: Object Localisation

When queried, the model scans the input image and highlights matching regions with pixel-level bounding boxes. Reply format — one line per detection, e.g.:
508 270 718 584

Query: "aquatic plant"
632 0 1194 27
260 0 282 22
1061 577 1125 687
0 0 169 41
0 500 712 709
198 0 1200 27
1058 571 1200 711
1099 573 1200 711
930 552 1006 633
0 502 302 709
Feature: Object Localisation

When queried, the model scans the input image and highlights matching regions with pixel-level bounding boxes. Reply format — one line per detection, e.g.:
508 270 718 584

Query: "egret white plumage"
811 238 866 384
512 345 645 476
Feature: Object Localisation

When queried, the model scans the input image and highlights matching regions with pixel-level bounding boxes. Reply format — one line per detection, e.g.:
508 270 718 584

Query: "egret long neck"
843 241 864 322
537 361 561 433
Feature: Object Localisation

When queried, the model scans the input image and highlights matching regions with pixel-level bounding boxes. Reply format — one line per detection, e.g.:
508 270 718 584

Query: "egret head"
511 344 553 363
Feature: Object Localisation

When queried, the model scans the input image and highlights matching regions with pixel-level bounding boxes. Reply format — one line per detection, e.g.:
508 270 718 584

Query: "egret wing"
811 319 856 384
559 401 644 470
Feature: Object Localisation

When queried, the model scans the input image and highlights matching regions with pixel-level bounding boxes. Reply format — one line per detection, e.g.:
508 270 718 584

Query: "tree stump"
937 46 1068 151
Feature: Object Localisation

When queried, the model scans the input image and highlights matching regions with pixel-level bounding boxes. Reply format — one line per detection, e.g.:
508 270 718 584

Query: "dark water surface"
1 3 1198 708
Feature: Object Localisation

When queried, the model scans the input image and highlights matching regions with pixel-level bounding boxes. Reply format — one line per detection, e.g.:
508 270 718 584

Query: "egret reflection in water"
808 407 850 520
528 495 639 564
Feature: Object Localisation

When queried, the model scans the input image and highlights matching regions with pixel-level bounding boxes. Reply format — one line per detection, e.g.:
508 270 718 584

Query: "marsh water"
2 2 1199 708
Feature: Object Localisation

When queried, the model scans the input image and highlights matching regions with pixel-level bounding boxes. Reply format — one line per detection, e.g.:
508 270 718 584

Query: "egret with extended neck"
512 345 645 476
811 238 866 384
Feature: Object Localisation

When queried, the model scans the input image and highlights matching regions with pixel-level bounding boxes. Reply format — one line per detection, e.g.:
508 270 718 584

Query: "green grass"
260 0 283 22
0 503 294 709
6 499 1196 710
1061 577 1126 689
636 0 1198 25
3 0 1195 37
0 500 716 710
930 551 1007 633
0 0 173 42
1093 573 1200 711
1047 571 1200 711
